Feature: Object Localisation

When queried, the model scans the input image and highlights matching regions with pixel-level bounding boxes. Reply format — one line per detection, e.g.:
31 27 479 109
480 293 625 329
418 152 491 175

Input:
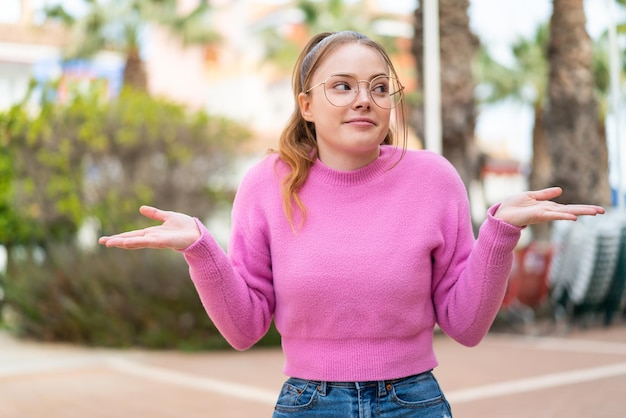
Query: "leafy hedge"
0 84 281 349
3 245 280 350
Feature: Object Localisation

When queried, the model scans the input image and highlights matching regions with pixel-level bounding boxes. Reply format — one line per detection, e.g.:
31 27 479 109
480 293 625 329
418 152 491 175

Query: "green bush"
0 84 283 350
3 244 281 350
3 84 250 242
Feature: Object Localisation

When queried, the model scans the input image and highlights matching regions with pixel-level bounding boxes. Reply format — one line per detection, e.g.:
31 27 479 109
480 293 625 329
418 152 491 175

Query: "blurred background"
0 0 625 351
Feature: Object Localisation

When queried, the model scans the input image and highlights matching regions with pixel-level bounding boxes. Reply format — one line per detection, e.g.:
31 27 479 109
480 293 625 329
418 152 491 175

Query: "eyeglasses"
305 74 404 109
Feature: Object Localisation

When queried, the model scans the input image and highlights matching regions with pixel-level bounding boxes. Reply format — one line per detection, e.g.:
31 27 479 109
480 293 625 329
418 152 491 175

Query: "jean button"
386 384 393 391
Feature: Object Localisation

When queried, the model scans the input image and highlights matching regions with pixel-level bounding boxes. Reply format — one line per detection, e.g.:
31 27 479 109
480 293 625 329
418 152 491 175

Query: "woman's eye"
372 83 388 94
333 82 353 91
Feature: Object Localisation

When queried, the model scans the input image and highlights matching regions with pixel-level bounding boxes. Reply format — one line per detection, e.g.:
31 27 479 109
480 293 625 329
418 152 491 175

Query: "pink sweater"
183 145 522 382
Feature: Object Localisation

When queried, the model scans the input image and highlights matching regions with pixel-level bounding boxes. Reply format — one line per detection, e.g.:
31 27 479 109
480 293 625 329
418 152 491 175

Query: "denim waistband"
297 370 433 397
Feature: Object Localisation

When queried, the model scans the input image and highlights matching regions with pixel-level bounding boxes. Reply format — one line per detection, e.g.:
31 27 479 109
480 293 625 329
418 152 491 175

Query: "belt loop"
378 380 389 397
316 381 327 396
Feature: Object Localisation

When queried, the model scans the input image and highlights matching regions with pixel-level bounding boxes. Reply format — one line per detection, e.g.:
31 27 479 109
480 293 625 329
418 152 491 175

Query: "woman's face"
298 43 392 171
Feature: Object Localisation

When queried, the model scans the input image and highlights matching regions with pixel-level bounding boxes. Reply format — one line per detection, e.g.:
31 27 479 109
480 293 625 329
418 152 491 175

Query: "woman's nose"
352 83 371 108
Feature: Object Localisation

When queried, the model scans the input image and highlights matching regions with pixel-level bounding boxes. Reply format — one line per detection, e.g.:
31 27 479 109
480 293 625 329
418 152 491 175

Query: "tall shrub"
0 84 282 349
5 245 280 350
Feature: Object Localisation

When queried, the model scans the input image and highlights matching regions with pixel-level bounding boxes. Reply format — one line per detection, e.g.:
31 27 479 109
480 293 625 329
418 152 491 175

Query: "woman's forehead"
314 43 388 78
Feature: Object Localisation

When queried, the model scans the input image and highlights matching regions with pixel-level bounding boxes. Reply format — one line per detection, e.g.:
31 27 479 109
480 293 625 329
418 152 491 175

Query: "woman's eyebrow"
330 72 388 79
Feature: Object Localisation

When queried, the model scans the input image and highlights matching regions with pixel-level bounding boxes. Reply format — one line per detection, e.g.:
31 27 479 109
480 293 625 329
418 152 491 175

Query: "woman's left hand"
494 187 606 227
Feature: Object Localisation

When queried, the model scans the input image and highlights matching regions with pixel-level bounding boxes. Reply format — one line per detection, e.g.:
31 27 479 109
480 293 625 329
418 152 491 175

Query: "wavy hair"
277 31 408 228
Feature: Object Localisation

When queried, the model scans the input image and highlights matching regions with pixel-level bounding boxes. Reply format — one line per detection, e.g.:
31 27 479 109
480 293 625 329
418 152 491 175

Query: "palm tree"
475 25 552 239
619 0 626 35
477 24 551 191
411 0 479 192
43 0 219 92
545 0 611 206
258 0 402 73
592 26 624 187
297 0 373 33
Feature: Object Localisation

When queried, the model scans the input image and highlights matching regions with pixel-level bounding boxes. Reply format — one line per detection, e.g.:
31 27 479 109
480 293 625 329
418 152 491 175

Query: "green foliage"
258 0 399 72
476 2 626 110
474 23 549 107
3 245 280 350
42 0 220 90
44 0 219 59
2 84 249 244
0 88 44 244
0 83 262 349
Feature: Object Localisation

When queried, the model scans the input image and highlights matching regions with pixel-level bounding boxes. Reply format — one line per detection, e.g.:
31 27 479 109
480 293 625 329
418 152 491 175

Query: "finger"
139 205 169 222
540 212 578 222
99 229 156 246
534 206 604 224
100 229 148 242
555 204 606 216
528 187 563 201
102 237 150 249
102 235 168 249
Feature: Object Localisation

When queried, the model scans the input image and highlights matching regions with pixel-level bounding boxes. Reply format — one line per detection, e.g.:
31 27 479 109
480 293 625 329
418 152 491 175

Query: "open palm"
494 187 605 227
98 206 200 251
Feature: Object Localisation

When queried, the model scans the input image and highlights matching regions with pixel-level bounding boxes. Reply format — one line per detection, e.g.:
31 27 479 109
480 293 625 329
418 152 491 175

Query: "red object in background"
502 242 554 309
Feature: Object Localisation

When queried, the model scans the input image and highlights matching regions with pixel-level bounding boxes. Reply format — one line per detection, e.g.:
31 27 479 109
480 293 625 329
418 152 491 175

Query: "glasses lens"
370 76 402 109
322 75 402 109
323 75 359 107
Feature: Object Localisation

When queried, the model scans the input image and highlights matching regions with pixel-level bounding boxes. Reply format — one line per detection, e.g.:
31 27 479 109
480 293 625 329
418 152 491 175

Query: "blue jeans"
272 371 452 417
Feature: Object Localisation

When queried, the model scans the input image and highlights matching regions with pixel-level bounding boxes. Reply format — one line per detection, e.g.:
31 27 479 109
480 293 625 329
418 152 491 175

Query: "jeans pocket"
389 373 449 411
274 378 319 413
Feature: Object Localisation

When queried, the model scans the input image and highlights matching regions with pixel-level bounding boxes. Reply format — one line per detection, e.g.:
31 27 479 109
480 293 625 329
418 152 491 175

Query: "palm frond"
43 5 76 26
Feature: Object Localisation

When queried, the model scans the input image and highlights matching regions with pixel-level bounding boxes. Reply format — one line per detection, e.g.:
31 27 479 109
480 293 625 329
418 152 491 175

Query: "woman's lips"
345 118 376 126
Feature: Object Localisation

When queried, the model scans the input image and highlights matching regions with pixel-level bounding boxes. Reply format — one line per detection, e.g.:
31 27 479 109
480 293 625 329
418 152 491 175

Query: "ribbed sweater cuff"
180 218 228 281
478 203 524 262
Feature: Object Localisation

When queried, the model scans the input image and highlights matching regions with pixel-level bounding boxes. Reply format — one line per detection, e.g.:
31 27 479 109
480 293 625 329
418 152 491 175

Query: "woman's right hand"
98 206 201 251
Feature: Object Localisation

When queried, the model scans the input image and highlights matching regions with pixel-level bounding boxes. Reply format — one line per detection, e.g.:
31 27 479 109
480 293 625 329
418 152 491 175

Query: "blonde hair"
277 31 408 228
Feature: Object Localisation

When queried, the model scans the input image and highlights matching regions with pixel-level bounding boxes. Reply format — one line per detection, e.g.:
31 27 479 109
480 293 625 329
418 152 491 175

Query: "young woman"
99 31 604 417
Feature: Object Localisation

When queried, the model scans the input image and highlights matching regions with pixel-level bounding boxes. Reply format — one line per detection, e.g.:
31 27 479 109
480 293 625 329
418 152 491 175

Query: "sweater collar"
308 146 402 186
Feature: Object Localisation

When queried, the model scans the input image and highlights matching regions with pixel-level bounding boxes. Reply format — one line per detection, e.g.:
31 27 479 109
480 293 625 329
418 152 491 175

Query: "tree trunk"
411 0 480 191
123 47 148 92
529 104 552 240
545 0 611 206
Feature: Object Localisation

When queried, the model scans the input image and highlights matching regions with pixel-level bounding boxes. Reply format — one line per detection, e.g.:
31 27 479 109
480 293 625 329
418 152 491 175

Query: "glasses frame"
304 74 404 109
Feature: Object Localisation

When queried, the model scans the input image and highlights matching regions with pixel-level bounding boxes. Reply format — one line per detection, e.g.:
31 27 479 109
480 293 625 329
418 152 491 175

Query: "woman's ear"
298 92 314 122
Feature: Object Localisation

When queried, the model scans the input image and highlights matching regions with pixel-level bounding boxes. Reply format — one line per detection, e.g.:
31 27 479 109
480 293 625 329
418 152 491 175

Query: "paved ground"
1 320 626 418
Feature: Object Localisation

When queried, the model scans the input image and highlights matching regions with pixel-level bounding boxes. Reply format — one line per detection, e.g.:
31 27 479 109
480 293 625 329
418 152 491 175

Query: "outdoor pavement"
1 319 626 418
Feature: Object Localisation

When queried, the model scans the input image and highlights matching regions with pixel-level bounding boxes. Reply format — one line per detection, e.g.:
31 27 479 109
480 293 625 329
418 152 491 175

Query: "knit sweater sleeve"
430 159 522 347
181 159 275 351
